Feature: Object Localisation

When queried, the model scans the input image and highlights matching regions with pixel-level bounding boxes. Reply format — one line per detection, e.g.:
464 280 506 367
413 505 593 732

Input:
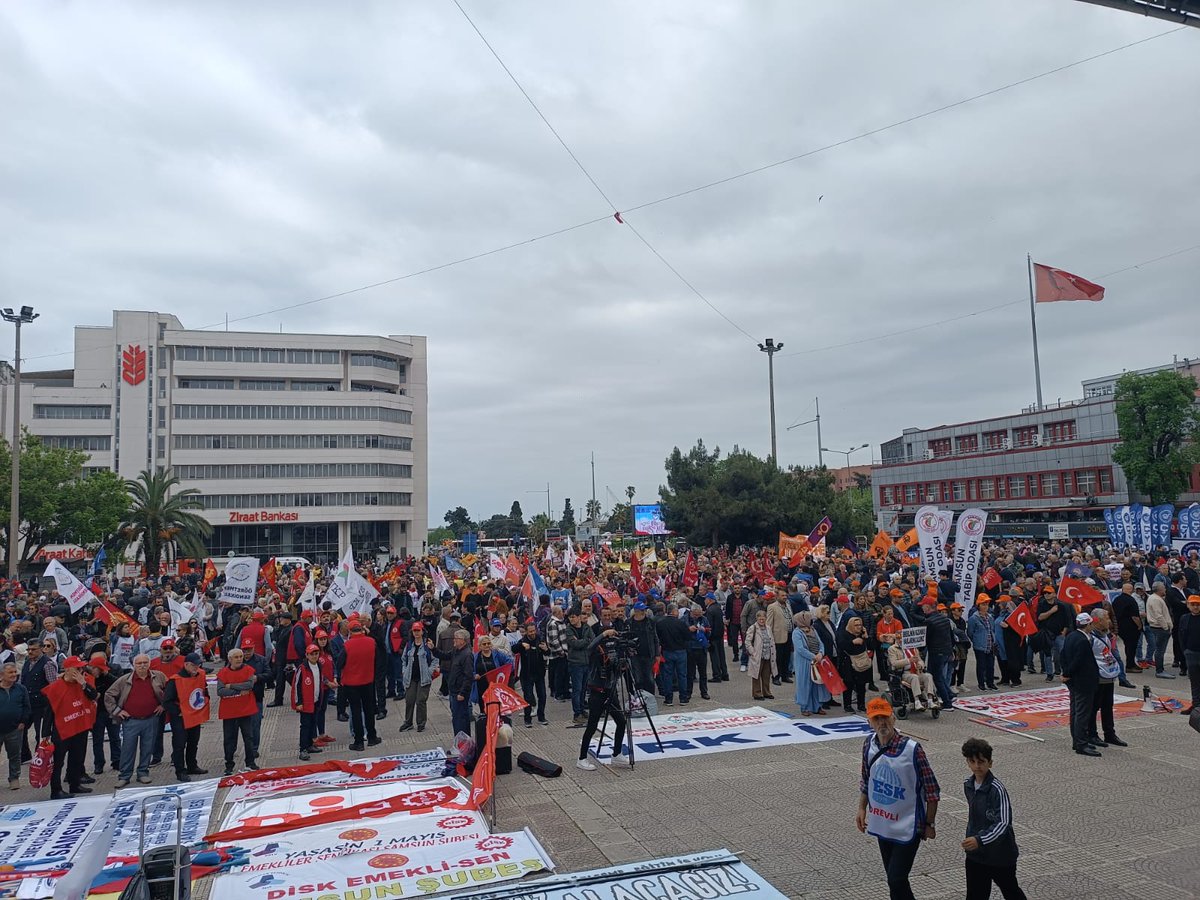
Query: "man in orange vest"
162 653 210 783
43 657 98 799
216 648 259 776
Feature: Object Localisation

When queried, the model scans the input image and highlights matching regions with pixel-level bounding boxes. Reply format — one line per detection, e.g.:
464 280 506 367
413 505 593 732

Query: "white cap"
1076 612 1093 626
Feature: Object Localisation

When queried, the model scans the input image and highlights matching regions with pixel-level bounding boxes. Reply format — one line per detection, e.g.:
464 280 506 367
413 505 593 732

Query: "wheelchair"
883 656 941 720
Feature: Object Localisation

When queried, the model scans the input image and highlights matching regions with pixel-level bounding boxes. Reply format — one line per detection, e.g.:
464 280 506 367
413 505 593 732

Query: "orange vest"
173 671 211 729
43 679 97 740
216 666 258 720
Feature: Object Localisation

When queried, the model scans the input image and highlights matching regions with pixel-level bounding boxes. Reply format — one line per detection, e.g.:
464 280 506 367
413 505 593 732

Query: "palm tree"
118 468 212 576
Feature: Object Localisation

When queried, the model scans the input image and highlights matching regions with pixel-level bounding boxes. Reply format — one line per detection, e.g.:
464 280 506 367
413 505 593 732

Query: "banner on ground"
105 780 219 860
952 508 988 610
956 685 1140 730
442 848 787 900
0 794 110 868
594 706 869 761
219 557 258 604
220 808 490 869
915 506 953 579
208 828 552 900
222 750 447 805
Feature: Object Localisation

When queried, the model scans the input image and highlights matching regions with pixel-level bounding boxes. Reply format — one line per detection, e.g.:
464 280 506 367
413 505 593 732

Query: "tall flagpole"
1027 254 1043 410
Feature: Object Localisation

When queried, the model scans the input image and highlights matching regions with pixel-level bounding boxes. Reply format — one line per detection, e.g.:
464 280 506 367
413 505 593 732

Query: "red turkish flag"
682 551 699 588
980 567 1001 590
483 663 513 686
1057 577 1105 608
629 552 646 592
1033 263 1104 303
1007 601 1039 639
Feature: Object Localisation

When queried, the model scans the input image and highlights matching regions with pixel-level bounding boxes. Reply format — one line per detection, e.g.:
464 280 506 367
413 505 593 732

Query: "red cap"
306 644 319 654
240 638 255 649
161 639 175 648
88 653 109 671
411 623 423 632
314 629 329 639
252 610 266 620
301 610 314 619
62 656 87 669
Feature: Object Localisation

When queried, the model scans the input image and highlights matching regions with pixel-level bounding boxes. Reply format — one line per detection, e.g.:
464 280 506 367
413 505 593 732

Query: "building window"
979 480 995 500
881 487 894 505
940 482 950 502
997 479 1007 499
1074 470 1096 495
929 438 951 458
1007 477 1026 498
1045 420 1077 443
172 404 412 423
157 406 166 428
173 433 413 451
952 481 966 501
1041 474 1059 497
33 404 111 419
199 491 412 510
239 380 286 391
176 346 203 361
235 347 260 363
1027 476 1038 497
177 378 235 390
350 353 402 371
1098 469 1113 494
175 463 413 480
968 481 977 500
205 347 233 362
904 485 917 504
291 380 342 391
261 348 285 363
983 430 1007 451
955 434 978 454
1013 426 1038 448
39 435 111 451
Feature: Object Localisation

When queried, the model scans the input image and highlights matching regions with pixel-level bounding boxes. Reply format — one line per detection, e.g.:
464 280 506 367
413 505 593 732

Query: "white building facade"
7 310 427 564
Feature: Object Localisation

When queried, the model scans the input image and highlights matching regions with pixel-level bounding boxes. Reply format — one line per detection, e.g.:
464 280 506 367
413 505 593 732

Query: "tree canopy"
1112 370 1200 503
118 468 211 576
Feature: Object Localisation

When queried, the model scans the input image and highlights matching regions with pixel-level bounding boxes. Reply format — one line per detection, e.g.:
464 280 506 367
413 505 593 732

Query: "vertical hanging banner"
1117 505 1133 549
915 506 953 579
1129 504 1144 551
952 508 989 611
1139 504 1153 551
1103 508 1118 547
1151 504 1174 549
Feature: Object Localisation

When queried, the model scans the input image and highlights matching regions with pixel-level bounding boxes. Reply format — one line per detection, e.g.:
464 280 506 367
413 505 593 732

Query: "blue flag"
1063 560 1091 580
1151 504 1174 548
444 555 465 574
1103 508 1118 546
844 538 859 554
528 564 547 597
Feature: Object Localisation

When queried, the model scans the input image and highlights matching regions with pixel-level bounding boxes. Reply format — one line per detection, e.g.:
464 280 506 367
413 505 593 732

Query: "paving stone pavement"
6 662 1198 898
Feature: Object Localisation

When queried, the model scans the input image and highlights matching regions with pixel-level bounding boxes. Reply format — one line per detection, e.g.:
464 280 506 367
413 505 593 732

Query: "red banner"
815 656 846 696
218 758 402 787
1007 601 1039 639
980 567 1001 590
682 551 699 588
483 680 528 716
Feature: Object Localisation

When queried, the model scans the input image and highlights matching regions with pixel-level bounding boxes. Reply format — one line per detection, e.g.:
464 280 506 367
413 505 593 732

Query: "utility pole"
590 452 597 522
2 306 37 579
786 394 823 467
758 338 783 465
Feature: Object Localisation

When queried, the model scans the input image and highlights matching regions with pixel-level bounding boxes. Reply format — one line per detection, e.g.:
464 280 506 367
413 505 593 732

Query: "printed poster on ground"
955 685 1149 730
0 795 110 869
105 779 219 860
208 828 552 900
222 750 447 805
594 706 870 761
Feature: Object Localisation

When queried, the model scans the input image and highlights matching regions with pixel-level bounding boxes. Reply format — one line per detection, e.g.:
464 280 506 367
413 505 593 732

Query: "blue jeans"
660 650 687 701
927 651 955 708
569 663 589 718
1149 627 1172 673
387 654 404 695
449 694 472 738
251 701 264 754
1042 634 1064 678
118 716 158 780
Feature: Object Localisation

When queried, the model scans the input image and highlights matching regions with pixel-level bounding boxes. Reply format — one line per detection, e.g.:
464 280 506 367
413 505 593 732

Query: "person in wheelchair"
882 631 939 713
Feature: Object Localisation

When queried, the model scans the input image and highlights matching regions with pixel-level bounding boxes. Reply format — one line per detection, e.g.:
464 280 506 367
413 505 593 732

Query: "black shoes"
367 736 382 747
1075 746 1102 757
349 743 365 751
177 773 192 782
337 713 350 722
187 767 209 775
1089 737 1108 748
375 711 387 720
399 723 414 732
1105 735 1128 747
266 702 283 708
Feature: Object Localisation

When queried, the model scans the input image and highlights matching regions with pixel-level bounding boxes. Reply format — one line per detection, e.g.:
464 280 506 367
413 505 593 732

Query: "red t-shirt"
341 633 376 687
123 674 160 718
151 656 185 679
44 679 97 739
240 621 267 657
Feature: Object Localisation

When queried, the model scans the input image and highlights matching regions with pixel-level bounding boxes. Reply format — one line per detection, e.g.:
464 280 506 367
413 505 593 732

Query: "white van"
274 556 313 569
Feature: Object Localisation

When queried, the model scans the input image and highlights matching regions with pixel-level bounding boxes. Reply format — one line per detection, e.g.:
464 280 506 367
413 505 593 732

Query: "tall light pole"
786 396 824 467
526 483 551 520
757 338 783 465
821 443 869 469
2 306 37 579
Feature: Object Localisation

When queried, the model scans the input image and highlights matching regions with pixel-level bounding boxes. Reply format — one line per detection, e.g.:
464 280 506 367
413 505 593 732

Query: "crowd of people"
0 537 1195 806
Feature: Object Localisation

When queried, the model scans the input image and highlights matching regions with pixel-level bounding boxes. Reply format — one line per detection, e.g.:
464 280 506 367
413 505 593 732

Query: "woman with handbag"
791 612 831 715
838 615 872 713
744 610 777 701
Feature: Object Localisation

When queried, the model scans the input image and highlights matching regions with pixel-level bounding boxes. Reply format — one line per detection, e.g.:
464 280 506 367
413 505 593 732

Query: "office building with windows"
6 310 427 563
872 357 1200 539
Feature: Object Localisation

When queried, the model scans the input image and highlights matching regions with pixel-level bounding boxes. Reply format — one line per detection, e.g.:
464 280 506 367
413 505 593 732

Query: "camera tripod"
589 656 664 769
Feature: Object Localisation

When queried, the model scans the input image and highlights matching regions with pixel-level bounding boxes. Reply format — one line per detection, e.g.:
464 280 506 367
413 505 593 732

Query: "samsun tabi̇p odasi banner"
915 506 953 580
952 508 988 611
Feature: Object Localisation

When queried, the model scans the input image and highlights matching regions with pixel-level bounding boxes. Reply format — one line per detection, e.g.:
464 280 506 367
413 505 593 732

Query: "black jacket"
1060 629 1099 689
435 646 474 697
655 615 691 654
626 616 661 660
922 610 954 655
0 683 30 733
963 772 1020 867
704 603 726 640
512 636 547 685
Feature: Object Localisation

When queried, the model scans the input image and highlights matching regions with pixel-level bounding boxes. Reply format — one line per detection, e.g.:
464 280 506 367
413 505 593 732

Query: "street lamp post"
2 306 37 579
821 443 869 469
786 395 823 467
757 338 783 465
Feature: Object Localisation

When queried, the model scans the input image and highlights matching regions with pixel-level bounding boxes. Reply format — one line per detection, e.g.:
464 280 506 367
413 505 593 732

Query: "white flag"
642 546 657 565
951 508 989 611
168 595 194 626
543 544 555 563
488 553 508 581
219 557 258 604
44 559 93 613
563 539 576 571
324 547 358 612
344 570 379 618
431 565 451 597
297 577 317 616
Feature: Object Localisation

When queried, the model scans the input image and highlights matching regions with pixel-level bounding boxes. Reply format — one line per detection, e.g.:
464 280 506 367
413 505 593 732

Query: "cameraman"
626 601 660 694
575 625 630 772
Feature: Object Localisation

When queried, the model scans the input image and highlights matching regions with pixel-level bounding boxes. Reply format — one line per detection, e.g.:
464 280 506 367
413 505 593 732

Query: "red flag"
980 567 1001 590
630 552 646 592
483 663 513 685
682 551 699 589
94 598 134 630
505 552 523 585
1033 263 1104 303
1057 577 1105 608
199 558 217 591
1007 601 1038 639
815 656 846 695
483 679 528 715
260 558 278 593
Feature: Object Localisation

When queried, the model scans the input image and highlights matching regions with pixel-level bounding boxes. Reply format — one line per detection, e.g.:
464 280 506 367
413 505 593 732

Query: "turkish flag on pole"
682 551 699 588
1007 601 1039 639
1057 577 1105 608
1033 263 1104 303
630 552 646 592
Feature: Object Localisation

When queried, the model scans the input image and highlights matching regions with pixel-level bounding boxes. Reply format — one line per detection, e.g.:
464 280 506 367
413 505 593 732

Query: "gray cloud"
2 1 1197 525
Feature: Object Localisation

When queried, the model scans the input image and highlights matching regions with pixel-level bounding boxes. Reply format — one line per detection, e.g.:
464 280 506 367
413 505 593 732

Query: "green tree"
1112 370 1200 503
443 506 475 537
0 432 130 567
118 468 212 576
584 498 602 523
604 503 632 533
427 526 454 546
659 439 839 546
828 486 875 543
560 498 576 532
479 513 517 539
508 500 526 537
527 513 552 544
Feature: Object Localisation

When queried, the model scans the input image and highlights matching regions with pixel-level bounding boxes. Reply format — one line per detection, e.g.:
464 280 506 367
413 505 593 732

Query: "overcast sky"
2 1 1198 526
